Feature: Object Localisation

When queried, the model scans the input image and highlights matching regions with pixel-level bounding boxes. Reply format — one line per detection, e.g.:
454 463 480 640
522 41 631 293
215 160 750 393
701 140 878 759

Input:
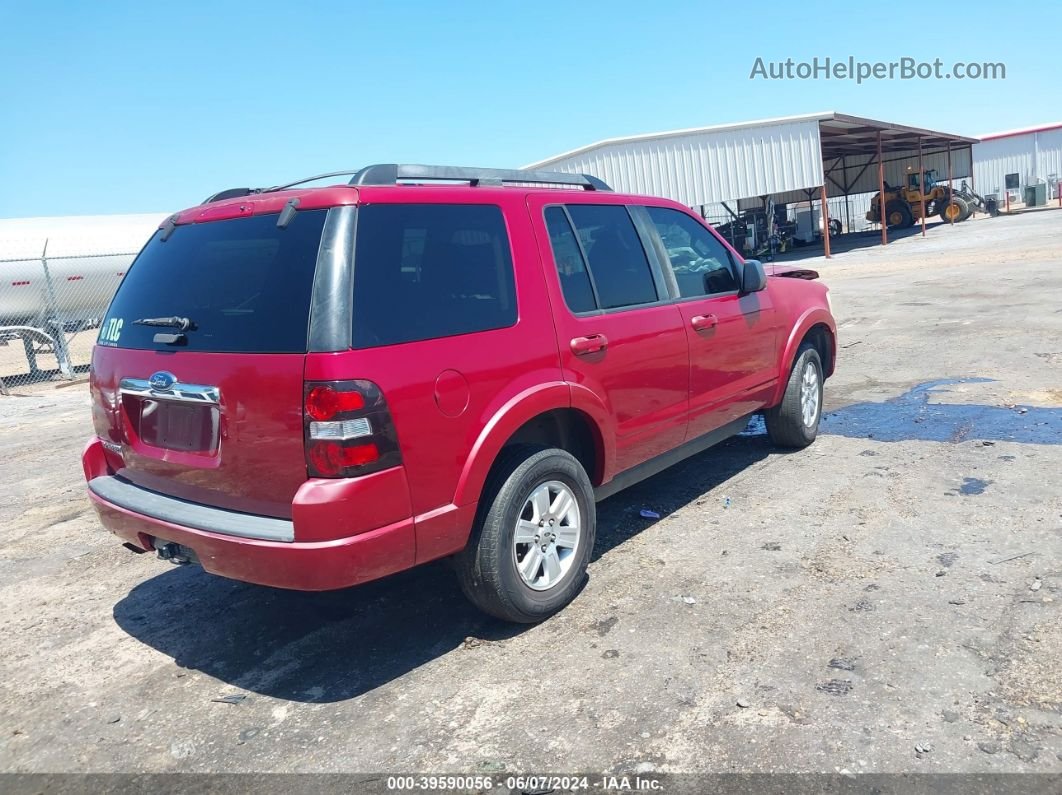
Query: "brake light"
305 385 365 421
308 441 381 476
302 380 400 478
192 201 256 223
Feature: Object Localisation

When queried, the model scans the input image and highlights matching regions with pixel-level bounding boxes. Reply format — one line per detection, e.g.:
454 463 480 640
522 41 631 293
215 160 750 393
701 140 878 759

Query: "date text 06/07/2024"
384 774 664 791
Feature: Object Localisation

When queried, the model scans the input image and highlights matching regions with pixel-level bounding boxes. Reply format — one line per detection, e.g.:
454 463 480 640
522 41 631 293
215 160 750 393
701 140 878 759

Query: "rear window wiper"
133 316 196 331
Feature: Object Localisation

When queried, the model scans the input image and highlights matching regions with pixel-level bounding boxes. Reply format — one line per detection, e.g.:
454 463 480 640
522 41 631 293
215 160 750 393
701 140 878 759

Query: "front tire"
884 200 913 229
764 345 823 449
455 447 596 623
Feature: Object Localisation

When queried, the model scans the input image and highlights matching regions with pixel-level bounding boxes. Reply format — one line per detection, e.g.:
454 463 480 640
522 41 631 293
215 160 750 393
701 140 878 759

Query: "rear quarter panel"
305 188 568 562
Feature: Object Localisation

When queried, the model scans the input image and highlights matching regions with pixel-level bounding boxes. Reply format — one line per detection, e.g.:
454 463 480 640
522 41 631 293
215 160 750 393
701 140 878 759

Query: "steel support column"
821 184 832 258
842 155 851 234
947 143 954 225
918 136 926 237
878 131 887 245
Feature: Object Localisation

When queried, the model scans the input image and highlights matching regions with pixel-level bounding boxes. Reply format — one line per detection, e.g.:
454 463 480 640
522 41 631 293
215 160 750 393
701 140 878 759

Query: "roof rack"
202 164 610 204
349 164 611 191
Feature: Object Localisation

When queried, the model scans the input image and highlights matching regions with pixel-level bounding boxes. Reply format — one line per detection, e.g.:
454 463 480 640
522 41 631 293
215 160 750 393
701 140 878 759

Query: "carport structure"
525 111 980 257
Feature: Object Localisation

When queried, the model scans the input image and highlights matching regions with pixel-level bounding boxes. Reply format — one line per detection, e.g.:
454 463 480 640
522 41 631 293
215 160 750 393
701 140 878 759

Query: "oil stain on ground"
818 379 1062 445
957 477 991 496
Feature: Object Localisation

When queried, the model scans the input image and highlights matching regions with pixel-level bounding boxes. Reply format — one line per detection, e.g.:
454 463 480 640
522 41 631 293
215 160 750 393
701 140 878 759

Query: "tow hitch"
155 541 198 566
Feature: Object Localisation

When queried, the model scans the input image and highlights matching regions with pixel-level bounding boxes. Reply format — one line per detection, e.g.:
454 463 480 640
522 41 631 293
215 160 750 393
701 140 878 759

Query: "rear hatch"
90 209 329 518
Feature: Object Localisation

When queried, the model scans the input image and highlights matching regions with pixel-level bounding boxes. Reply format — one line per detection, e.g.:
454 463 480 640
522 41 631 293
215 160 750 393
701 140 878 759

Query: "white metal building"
526 112 974 205
972 123 1062 203
525 112 978 245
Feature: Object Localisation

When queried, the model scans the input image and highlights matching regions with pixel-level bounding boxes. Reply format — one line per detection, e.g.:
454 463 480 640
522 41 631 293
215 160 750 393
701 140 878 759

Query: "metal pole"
22 335 39 376
918 136 926 237
841 155 850 234
762 195 773 262
947 143 954 225
818 134 831 257
821 184 832 258
968 146 977 217
878 131 887 245
39 239 73 379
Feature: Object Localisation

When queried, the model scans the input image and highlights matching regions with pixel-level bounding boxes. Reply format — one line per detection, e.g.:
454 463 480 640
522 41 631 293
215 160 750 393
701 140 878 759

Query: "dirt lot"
1 210 1060 779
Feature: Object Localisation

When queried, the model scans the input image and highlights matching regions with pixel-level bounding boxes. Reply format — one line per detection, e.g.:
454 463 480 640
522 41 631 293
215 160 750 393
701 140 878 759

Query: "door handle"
690 314 718 332
570 334 608 356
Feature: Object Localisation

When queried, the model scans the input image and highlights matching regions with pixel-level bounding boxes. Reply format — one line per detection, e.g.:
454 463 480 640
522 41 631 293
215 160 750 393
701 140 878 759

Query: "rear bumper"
88 475 296 542
88 494 415 590
83 438 416 590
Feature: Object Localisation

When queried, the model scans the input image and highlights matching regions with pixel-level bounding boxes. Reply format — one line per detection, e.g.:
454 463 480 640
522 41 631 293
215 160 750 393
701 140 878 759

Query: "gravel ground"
0 210 1060 777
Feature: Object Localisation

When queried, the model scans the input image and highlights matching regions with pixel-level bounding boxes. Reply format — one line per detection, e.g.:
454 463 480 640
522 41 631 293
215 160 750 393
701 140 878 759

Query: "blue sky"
1 0 1057 217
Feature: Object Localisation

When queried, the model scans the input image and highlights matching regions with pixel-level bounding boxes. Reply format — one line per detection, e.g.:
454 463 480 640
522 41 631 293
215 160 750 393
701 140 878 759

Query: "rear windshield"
100 210 326 353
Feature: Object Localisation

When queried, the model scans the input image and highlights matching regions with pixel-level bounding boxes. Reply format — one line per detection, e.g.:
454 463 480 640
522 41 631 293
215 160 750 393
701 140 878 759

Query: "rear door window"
544 207 597 313
101 210 327 353
645 206 739 296
352 204 516 348
564 205 658 310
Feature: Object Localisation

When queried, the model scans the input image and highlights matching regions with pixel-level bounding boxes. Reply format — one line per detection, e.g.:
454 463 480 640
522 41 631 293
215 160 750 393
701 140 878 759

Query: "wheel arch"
453 384 613 509
770 310 836 406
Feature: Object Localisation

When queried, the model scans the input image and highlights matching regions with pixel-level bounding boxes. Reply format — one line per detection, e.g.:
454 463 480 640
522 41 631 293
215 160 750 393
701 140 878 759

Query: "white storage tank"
0 213 167 327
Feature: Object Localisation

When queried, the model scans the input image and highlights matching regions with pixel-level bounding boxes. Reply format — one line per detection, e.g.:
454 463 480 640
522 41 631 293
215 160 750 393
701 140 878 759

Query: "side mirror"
740 259 767 294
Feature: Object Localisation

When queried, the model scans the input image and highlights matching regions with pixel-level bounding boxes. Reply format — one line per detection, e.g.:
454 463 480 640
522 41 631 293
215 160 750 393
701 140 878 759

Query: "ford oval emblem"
149 371 176 391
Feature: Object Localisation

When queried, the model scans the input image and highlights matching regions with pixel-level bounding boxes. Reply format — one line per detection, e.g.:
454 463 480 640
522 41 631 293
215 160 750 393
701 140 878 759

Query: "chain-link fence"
0 240 138 393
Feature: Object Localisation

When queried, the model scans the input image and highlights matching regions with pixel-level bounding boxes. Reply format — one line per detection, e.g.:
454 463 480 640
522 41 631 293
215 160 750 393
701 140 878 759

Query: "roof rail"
265 170 362 192
202 165 611 204
203 171 364 204
349 164 611 191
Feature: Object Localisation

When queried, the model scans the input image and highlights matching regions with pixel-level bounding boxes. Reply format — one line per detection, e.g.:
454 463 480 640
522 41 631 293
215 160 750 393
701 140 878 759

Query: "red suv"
83 164 835 623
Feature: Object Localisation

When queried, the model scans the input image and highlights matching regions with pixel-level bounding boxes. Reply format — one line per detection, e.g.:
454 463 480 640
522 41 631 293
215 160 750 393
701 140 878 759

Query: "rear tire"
940 196 970 223
455 447 596 623
764 345 823 449
956 196 973 221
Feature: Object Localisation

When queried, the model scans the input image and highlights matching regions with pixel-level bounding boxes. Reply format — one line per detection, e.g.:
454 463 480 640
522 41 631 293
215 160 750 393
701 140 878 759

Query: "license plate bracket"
136 398 220 453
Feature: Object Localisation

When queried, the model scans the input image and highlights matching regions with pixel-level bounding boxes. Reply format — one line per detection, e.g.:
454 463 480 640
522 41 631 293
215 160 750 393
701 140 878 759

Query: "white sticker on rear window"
99 317 123 345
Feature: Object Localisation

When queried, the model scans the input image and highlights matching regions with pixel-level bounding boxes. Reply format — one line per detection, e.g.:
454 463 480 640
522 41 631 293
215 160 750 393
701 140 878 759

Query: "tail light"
303 380 401 478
